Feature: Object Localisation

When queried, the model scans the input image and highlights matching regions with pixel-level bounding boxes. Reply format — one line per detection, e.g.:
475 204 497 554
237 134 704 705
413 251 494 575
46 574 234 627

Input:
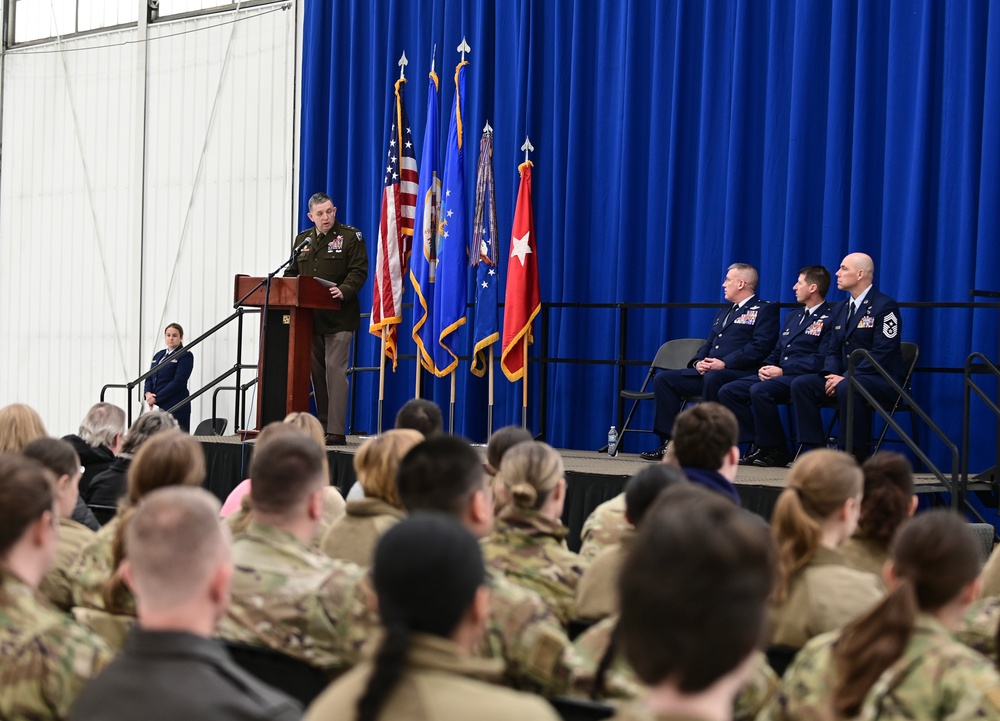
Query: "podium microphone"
290 238 310 258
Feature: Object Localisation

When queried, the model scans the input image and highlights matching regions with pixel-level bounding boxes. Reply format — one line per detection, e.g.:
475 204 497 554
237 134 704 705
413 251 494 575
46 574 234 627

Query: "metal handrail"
846 348 963 511
963 353 1000 490
100 307 259 428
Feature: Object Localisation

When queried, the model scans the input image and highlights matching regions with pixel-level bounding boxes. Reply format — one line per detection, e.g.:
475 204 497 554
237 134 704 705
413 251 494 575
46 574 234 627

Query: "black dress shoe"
640 441 668 462
752 447 793 468
324 433 347 446
739 448 766 466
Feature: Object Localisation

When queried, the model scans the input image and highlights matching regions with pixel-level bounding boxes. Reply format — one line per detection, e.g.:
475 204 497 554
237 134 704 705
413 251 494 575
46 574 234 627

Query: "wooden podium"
234 274 341 432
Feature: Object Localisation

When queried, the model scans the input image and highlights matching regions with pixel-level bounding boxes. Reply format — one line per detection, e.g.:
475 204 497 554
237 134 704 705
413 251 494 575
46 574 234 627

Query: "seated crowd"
3 395 1000 721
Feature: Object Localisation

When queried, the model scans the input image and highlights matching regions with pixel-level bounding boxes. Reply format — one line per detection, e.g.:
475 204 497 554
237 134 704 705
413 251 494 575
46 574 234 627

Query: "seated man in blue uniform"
641 263 779 461
790 252 903 461
717 265 835 468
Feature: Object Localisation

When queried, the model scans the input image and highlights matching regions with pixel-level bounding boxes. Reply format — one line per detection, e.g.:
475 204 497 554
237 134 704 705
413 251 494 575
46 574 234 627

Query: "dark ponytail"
355 514 485 721
833 510 981 716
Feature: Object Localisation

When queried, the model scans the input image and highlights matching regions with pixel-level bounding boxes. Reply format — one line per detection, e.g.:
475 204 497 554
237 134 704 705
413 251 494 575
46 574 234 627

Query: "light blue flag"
410 61 441 374
431 58 469 377
470 126 498 377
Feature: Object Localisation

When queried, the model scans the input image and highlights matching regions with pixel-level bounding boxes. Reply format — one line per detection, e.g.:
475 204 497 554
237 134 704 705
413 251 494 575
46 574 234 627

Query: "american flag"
370 77 418 370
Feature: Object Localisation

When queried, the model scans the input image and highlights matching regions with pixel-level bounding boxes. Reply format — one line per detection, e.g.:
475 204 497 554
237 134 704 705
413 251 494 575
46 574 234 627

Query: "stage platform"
198 435 972 552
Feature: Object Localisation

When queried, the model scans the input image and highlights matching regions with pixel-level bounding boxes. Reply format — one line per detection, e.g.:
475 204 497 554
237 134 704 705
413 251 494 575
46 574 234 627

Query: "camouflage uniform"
0 571 112 720
579 494 629 563
571 615 777 721
575 530 634 621
318 497 405 567
68 516 136 615
226 486 346 552
981 545 1000 599
956 597 1000 658
482 506 588 626
216 519 375 675
479 569 579 695
39 517 94 611
764 614 1000 721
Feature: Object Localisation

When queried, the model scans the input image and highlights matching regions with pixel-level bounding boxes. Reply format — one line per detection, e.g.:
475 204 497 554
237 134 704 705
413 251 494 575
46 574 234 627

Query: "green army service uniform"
482 506 588 627
304 633 562 721
579 493 629 563
284 221 369 437
216 520 375 675
765 614 1000 721
39 517 94 612
0 571 112 721
571 615 777 721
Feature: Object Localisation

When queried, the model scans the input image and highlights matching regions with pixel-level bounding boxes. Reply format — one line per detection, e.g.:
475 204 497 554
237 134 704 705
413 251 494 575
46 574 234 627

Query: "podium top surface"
234 275 342 310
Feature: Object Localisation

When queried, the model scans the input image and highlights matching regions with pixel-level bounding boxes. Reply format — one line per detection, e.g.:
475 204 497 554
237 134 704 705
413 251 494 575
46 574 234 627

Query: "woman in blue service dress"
143 323 194 432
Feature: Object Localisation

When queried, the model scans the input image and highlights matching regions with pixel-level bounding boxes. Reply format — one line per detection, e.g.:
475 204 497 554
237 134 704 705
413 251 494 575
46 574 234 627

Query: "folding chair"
193 417 228 436
616 338 704 449
872 342 919 455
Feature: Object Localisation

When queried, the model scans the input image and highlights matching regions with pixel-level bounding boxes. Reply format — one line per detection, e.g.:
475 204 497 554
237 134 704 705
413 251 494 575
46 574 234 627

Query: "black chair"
223 641 329 706
766 644 799 677
871 341 919 455
968 523 997 564
87 504 118 526
549 696 616 721
193 417 228 436
615 338 705 451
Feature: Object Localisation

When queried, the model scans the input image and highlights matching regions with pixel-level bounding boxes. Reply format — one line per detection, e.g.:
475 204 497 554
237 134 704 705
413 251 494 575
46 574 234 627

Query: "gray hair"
308 192 333 210
78 403 126 449
120 411 179 456
728 263 759 291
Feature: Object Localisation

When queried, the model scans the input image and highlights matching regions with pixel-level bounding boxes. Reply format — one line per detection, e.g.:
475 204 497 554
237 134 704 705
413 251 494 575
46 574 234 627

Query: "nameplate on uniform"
733 310 758 325
857 315 874 329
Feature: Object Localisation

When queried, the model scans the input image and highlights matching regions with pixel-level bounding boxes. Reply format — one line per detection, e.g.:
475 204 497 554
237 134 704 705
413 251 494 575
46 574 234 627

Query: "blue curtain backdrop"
300 0 1000 469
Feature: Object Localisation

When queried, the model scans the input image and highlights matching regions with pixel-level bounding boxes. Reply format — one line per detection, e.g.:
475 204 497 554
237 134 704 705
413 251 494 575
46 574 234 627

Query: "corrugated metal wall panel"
0 3 295 436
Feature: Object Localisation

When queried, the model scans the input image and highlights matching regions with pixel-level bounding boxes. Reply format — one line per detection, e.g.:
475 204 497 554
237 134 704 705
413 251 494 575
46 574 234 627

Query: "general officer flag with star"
470 126 499 377
429 57 469 377
501 160 540 381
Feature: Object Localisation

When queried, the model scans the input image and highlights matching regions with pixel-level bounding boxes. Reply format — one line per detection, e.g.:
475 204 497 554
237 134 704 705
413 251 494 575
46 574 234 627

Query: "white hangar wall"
0 2 297 435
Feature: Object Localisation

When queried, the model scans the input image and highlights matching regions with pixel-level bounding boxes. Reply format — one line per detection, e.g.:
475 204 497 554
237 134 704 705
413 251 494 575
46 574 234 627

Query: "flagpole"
521 341 528 429
450 371 457 434
414 354 421 398
377 332 387 432
488 346 494 436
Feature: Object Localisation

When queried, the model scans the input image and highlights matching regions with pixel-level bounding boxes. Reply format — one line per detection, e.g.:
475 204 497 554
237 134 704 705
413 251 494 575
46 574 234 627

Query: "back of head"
354 429 424 507
618 485 774 692
283 412 326 448
0 403 48 453
78 403 126 449
834 510 981 716
486 426 533 473
0 454 56 560
120 411 179 455
858 452 914 544
21 437 80 479
125 486 229 613
394 399 444 438
249 432 326 516
671 403 738 471
357 513 485 721
126 430 205 505
624 464 688 527
771 449 862 601
498 441 563 510
397 436 485 517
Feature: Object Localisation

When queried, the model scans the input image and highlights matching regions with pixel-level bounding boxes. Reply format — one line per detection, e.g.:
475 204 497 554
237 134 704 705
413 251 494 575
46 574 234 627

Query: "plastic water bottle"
608 426 619 457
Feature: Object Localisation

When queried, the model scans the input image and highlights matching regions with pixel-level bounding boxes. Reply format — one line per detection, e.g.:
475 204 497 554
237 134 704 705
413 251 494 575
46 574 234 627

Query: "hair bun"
510 482 538 507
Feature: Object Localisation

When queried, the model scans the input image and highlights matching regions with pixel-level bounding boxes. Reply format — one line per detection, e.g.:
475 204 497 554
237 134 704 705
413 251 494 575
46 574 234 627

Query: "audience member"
641 262 779 461
71 430 205 619
216 433 372 675
0 402 48 452
578 443 678 563
839 452 917 578
396 435 576 695
769 511 1000 720
394 398 444 437
769 449 883 650
0 454 111 720
304 514 561 721
575 464 687 621
671 402 742 503
485 425 533 513
68 487 301 721
481 441 586 625
62 403 125 501
85 411 178 509
21 438 93 611
609 484 776 721
320 429 421 566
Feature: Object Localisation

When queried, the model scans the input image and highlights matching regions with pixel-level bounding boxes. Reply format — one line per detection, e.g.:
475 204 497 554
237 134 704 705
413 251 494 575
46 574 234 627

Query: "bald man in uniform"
790 253 903 460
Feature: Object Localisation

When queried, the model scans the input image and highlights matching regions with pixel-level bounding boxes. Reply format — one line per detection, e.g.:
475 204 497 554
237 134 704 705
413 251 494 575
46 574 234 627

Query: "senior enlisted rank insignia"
883 311 899 338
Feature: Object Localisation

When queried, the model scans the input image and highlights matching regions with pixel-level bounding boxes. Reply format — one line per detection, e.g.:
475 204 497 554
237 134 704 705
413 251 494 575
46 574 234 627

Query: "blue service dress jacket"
143 346 194 428
684 295 780 373
821 288 903 381
766 301 836 375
